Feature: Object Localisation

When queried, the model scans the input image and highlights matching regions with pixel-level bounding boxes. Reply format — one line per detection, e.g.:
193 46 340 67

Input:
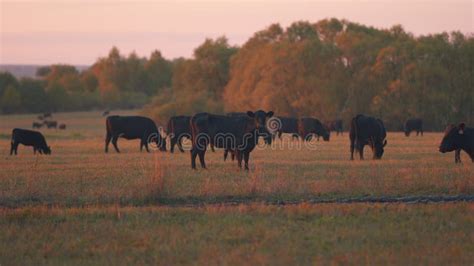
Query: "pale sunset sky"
0 0 472 65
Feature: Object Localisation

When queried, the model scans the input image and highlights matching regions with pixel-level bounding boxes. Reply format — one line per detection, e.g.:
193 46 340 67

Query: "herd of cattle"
32 112 66 130
9 111 474 169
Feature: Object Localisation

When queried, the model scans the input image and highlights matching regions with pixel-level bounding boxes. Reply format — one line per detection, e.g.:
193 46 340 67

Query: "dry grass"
0 111 473 264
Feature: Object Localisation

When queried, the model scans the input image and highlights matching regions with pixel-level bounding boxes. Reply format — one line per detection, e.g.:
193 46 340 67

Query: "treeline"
0 48 172 113
1 19 473 130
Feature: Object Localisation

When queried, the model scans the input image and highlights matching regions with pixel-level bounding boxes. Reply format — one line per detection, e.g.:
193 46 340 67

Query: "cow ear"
458 123 465 134
266 111 274 118
383 140 387 147
247 111 255 118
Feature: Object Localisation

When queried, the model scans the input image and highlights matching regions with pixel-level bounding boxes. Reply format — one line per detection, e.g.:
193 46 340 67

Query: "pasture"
0 111 472 264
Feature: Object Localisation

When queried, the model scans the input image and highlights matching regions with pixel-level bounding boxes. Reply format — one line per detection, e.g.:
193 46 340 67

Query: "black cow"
325 119 343 136
190 110 273 170
44 120 57 129
10 128 51 155
274 117 299 140
224 112 272 161
105 115 166 153
43 112 52 118
32 122 43 129
166 116 191 153
404 118 423 137
439 123 473 163
59 124 66 130
350 114 387 160
298 117 330 142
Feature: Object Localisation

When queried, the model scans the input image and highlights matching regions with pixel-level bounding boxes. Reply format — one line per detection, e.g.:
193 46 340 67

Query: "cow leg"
350 140 355 160
198 150 207 169
236 151 243 169
177 136 185 153
210 143 215 152
224 149 228 161
231 151 235 161
191 149 198 169
358 144 364 160
243 152 250 171
33 147 37 154
39 149 43 154
455 149 461 163
112 136 120 153
144 138 150 153
170 136 177 153
10 141 17 155
105 133 112 153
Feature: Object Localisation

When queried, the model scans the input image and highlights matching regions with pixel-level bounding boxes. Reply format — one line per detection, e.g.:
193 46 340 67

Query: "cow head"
42 146 51 155
150 133 167 151
439 123 465 153
373 139 387 159
247 110 274 135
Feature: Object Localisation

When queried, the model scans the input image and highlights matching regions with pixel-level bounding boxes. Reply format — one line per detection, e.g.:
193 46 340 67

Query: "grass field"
0 110 473 264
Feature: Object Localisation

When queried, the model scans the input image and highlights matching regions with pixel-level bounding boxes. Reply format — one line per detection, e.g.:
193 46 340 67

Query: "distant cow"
439 123 473 163
325 119 343 136
350 114 387 160
105 115 166 153
298 117 330 142
37 115 44 120
59 124 66 130
44 120 58 129
102 110 110 117
404 118 423 137
166 116 191 153
32 122 43 129
10 128 51 155
190 110 273 170
43 112 52 118
274 117 299 140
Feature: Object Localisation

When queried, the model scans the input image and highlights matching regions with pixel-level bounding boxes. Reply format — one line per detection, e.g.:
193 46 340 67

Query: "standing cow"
166 116 192 153
404 118 423 137
44 121 58 129
350 114 387 160
10 128 51 155
439 123 473 163
325 119 343 136
32 122 43 129
190 110 273 170
298 117 330 142
274 117 299 140
105 116 166 153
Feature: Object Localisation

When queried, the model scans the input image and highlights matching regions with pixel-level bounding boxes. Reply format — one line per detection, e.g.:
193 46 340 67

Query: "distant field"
0 111 472 264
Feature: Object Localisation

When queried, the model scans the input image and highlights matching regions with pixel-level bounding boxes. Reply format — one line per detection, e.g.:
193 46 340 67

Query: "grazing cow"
224 112 272 161
325 119 343 136
44 120 58 129
43 112 52 118
298 117 330 142
105 115 166 153
190 110 273 170
166 116 192 153
59 124 66 130
10 128 51 155
404 118 423 137
439 123 473 163
350 114 387 160
274 117 299 140
102 110 110 117
32 122 43 129
37 115 44 120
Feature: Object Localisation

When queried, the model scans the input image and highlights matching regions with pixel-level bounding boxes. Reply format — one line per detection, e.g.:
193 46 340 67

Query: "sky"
0 0 472 65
